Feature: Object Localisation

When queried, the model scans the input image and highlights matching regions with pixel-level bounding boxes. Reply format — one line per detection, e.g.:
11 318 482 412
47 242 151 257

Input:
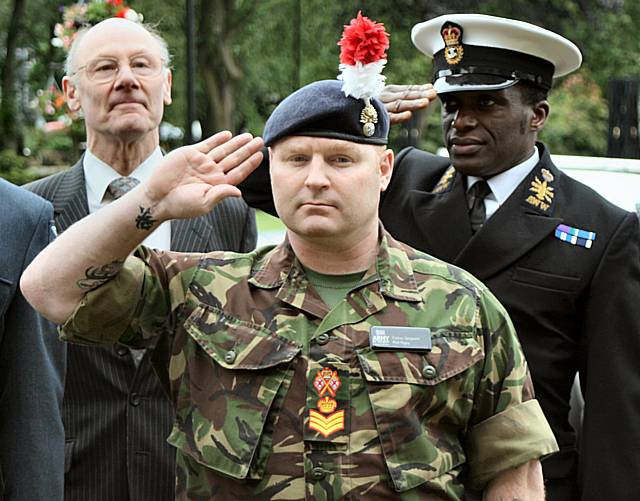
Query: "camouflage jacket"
61 229 557 500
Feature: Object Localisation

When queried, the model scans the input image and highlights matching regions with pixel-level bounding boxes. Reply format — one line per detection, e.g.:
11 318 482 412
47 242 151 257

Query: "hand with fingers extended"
380 84 438 124
146 130 264 221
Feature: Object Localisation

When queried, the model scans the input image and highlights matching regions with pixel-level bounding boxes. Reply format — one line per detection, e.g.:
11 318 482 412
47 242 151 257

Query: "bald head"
65 18 170 77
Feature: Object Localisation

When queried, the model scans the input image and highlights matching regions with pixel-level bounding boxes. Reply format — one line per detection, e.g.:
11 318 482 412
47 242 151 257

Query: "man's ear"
379 148 394 192
62 76 82 113
531 100 550 132
163 70 173 106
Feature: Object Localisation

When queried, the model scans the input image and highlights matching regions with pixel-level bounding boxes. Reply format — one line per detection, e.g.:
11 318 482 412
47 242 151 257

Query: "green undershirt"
303 266 367 310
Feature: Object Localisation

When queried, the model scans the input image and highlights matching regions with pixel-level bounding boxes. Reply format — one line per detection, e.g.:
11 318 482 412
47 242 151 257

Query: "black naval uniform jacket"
25 160 257 501
382 143 640 500
240 142 640 500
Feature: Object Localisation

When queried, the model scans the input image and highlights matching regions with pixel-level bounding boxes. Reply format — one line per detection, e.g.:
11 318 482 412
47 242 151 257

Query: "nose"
451 107 477 130
113 64 140 90
304 155 330 190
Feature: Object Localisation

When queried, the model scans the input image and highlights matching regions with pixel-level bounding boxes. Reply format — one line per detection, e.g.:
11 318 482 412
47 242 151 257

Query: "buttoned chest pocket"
167 304 301 480
357 330 483 492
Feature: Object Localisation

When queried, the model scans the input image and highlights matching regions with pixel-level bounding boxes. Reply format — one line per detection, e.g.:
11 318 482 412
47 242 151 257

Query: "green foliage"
540 73 609 156
0 150 41 185
1 0 636 160
25 127 78 165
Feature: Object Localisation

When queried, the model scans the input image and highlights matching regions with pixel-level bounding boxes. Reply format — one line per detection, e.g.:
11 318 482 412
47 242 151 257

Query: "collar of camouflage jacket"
248 224 423 304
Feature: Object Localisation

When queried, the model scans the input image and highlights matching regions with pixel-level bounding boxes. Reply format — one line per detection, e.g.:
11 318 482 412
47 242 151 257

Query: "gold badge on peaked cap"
441 21 464 65
360 102 379 137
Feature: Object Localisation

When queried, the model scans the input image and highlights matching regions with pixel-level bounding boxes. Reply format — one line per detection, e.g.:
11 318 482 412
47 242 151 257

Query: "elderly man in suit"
0 178 65 501
241 14 640 501
25 18 256 501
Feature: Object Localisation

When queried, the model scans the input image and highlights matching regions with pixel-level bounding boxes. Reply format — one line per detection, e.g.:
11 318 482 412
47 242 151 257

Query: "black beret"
263 80 389 147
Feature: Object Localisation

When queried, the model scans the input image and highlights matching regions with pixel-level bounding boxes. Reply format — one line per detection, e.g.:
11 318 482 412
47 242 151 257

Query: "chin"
449 157 485 177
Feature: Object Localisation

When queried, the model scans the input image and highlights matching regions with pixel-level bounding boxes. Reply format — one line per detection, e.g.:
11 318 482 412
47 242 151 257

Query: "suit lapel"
171 216 212 252
52 160 90 232
455 151 563 281
409 168 471 262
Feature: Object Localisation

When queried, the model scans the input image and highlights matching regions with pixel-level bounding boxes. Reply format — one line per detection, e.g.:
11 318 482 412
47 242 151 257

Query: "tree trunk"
1 0 26 152
197 0 258 135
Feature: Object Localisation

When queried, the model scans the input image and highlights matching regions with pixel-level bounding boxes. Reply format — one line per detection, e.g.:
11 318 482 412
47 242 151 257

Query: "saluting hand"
380 84 437 124
145 131 264 221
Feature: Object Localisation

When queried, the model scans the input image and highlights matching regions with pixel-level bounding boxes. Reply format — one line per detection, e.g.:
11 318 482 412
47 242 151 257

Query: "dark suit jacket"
241 142 640 500
25 160 257 501
381 143 640 500
0 179 65 501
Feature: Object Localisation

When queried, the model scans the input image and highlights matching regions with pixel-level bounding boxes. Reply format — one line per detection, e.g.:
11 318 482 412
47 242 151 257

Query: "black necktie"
107 176 140 200
467 180 492 233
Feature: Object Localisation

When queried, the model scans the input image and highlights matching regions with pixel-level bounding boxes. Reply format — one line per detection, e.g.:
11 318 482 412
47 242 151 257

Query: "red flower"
115 7 130 18
338 11 389 66
107 0 124 6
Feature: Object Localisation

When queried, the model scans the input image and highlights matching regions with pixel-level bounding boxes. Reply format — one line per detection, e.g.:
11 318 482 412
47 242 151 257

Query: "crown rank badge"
305 366 349 440
441 21 464 65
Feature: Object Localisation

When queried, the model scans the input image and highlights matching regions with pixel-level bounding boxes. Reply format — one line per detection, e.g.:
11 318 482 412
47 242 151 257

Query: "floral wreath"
52 0 143 51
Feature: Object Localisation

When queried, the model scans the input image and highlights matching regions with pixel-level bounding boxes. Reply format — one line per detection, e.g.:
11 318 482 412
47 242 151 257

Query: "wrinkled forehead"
75 19 163 61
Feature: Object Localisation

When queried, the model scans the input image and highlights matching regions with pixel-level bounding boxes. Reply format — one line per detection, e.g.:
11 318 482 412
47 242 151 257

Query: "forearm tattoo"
77 259 125 290
135 206 157 230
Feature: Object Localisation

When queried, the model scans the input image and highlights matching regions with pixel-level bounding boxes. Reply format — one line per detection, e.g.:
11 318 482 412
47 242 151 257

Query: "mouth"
110 100 145 111
300 201 336 209
449 137 484 155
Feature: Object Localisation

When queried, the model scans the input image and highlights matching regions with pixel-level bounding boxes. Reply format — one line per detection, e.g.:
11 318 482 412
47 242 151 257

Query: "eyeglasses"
74 55 165 83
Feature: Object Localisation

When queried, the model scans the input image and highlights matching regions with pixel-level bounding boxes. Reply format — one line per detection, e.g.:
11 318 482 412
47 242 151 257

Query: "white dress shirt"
466 148 540 220
83 147 171 250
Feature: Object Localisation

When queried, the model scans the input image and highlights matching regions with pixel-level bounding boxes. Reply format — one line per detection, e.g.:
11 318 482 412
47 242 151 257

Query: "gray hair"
65 22 172 77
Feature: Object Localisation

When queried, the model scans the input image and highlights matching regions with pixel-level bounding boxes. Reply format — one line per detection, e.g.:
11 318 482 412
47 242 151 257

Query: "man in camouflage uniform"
22 80 557 500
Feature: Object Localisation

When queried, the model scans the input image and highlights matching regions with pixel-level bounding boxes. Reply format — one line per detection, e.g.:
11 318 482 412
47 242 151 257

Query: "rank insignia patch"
555 224 596 249
526 174 555 211
305 366 348 441
433 166 456 193
441 22 464 65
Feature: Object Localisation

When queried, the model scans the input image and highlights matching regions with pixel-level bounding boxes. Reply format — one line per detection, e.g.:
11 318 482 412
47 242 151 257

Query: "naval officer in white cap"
378 13 640 501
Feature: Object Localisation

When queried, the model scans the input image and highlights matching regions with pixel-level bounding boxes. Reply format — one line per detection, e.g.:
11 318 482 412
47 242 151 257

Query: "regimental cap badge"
360 103 378 137
337 12 389 137
441 21 464 65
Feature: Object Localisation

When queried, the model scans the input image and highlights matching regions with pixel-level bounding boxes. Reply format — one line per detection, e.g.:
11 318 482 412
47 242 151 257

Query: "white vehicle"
552 154 640 216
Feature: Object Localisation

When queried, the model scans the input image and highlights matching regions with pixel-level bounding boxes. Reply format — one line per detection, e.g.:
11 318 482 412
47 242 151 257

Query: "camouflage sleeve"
60 246 201 349
465 286 558 489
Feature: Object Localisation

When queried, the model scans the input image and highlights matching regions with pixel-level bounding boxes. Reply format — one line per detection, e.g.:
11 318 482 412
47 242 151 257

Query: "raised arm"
379 83 437 124
21 131 263 324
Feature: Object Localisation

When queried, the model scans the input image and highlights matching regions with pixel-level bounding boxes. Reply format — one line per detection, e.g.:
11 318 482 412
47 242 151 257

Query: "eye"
131 57 152 69
287 154 308 164
332 155 352 165
478 96 496 108
92 60 117 73
441 99 458 114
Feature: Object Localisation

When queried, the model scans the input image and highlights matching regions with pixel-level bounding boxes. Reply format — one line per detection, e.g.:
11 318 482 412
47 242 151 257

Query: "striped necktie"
107 176 140 200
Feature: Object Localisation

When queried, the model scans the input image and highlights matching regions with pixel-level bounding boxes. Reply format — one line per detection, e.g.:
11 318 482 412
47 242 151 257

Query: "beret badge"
441 21 464 65
337 11 389 137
